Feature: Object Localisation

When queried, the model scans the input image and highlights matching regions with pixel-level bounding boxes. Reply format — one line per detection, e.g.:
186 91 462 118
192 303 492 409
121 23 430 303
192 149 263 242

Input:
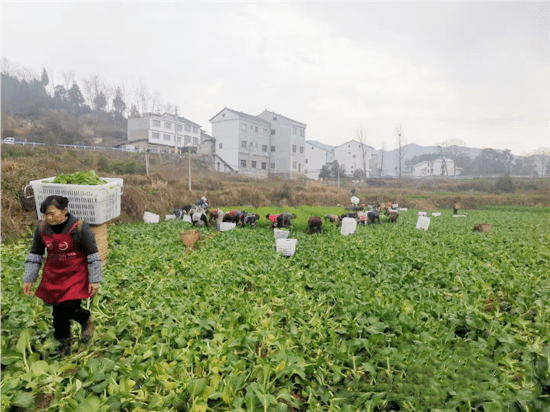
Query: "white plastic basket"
276 238 298 256
432 212 441 217
274 229 290 239
29 177 123 225
416 216 430 231
165 214 176 220
218 222 236 231
340 217 357 235
143 211 159 223
418 211 427 217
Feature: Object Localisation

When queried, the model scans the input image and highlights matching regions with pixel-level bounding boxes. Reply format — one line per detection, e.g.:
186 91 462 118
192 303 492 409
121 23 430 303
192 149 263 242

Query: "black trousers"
52 299 90 340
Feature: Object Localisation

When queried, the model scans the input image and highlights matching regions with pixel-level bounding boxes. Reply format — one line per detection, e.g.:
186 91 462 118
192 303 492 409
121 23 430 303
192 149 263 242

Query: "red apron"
35 221 90 305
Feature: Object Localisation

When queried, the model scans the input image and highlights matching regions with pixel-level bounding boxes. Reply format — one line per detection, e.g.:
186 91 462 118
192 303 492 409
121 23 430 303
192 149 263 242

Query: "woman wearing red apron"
23 195 102 356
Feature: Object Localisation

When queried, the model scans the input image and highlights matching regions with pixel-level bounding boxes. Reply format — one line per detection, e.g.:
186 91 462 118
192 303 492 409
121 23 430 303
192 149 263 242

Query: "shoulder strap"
38 220 48 236
77 219 84 233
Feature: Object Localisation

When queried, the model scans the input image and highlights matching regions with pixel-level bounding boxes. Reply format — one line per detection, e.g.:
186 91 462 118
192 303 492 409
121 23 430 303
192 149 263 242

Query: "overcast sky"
2 1 549 155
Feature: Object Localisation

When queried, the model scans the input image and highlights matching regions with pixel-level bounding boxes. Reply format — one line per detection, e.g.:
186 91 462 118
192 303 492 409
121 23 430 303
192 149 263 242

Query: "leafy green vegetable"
1 207 549 410
50 170 106 185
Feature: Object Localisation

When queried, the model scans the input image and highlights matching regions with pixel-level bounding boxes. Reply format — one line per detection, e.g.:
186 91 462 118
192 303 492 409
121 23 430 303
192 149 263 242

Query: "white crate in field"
276 238 298 256
30 177 123 225
340 217 357 235
416 216 430 231
274 228 290 239
219 222 236 231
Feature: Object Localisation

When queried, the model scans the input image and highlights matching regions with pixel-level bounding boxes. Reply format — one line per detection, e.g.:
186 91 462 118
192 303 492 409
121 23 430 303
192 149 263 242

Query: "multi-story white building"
210 108 307 178
257 110 306 178
330 140 376 177
127 112 202 152
411 157 461 176
210 108 271 177
304 141 330 180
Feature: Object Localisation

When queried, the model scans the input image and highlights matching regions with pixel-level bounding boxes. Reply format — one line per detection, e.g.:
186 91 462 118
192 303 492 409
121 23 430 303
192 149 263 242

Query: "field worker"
367 211 382 225
265 213 280 229
277 212 296 228
22 195 101 356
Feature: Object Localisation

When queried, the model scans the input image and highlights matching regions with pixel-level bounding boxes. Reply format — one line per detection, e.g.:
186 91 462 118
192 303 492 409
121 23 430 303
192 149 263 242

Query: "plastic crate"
274 228 290 239
29 177 123 225
340 217 357 235
276 238 298 256
416 216 430 231
218 222 236 231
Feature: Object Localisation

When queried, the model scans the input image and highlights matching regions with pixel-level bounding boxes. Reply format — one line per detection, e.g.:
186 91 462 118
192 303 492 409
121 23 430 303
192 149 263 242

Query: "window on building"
164 122 172 129
273 116 277 120
193 127 198 133
152 120 161 127
292 145 296 153
152 132 160 139
255 126 258 132
293 162 297 169
263 128 267 133
222 113 225 118
293 126 297 135
271 146 275 152
185 124 191 132
300 146 304 154
271 129 275 135
300 130 304 137
177 125 183 131
251 161 257 168
185 135 190 143
219 142 223 149
164 134 171 141
262 145 267 152
241 160 246 168
177 136 182 142
193 137 198 144
241 140 247 148
305 159 308 163
271 163 275 169
261 162 267 170
353 154 356 158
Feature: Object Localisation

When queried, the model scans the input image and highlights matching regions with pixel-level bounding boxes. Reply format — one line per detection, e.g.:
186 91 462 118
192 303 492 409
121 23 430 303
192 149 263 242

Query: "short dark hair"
40 195 69 214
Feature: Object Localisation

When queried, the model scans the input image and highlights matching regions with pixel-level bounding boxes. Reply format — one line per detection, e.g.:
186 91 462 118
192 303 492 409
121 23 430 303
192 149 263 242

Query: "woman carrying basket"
22 195 102 356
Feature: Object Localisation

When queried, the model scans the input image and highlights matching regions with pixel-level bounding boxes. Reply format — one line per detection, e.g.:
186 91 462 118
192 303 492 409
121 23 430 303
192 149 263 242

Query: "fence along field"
1 206 549 411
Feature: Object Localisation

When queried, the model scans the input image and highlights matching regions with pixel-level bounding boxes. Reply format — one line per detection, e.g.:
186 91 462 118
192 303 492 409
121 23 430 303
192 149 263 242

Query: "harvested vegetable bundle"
51 171 107 185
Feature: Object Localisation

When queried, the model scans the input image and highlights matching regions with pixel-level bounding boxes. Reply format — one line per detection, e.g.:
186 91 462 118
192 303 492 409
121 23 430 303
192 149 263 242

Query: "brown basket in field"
89 223 108 266
474 223 492 233
180 230 200 248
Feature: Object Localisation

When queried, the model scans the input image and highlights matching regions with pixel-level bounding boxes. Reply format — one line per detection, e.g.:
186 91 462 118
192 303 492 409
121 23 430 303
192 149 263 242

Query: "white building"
411 157 461 176
304 141 330 180
210 108 307 178
127 112 202 152
210 108 271 177
257 110 306 178
330 140 376 177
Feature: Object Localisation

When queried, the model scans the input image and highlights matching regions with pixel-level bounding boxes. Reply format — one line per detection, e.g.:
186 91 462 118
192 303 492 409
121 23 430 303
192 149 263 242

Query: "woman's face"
44 205 68 225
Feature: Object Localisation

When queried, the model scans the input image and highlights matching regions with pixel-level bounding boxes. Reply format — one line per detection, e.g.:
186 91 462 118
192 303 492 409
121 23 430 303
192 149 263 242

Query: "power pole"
174 106 179 154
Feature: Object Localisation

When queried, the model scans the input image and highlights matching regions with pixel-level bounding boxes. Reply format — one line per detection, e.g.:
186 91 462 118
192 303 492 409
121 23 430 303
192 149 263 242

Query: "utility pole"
174 106 179 154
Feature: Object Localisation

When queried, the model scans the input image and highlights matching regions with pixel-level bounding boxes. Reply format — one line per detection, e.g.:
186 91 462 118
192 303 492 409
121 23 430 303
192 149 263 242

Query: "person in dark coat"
367 211 381 225
22 195 101 356
265 214 280 229
276 212 296 228
307 216 323 234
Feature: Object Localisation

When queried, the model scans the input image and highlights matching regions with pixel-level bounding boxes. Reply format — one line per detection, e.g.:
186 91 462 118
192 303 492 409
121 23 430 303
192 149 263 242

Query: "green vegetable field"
2 207 549 411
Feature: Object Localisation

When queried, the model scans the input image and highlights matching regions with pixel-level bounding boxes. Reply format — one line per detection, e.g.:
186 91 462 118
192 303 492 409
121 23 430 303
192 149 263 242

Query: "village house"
329 140 377 178
410 157 461 177
304 141 330 180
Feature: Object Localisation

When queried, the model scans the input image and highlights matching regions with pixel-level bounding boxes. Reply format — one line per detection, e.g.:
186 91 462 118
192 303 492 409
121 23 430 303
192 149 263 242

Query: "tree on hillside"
470 148 514 176
61 70 75 91
93 91 108 112
41 68 49 88
129 104 140 118
395 123 407 178
133 78 150 115
68 81 85 112
82 74 104 109
112 87 127 118
53 85 68 108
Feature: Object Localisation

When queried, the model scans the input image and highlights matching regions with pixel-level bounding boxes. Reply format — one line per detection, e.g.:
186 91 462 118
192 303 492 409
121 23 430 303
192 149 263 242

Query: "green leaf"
16 329 31 355
30 360 49 376
12 392 34 409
